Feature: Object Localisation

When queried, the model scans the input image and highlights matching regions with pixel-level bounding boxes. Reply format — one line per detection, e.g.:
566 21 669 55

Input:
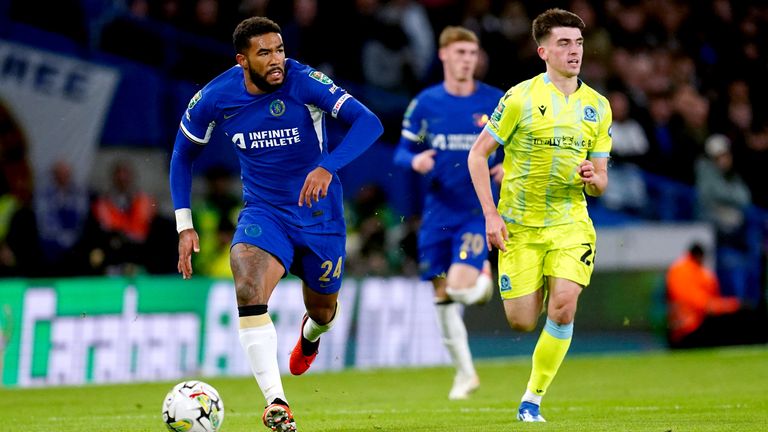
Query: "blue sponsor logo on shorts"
500 274 511 291
245 224 262 237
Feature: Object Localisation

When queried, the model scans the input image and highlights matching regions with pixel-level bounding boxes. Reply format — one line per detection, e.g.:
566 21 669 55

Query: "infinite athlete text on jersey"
232 128 301 148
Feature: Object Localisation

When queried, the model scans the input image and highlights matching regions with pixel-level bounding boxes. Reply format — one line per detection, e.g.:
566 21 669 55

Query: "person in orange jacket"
666 242 743 348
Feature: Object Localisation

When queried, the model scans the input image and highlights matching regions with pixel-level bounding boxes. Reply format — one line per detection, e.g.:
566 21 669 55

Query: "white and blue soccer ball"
162 380 225 432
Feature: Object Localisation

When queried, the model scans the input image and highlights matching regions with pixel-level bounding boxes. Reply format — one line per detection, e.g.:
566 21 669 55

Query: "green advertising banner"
0 272 664 388
0 276 452 387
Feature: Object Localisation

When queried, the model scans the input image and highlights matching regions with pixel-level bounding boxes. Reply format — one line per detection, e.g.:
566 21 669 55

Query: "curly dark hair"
233 17 282 54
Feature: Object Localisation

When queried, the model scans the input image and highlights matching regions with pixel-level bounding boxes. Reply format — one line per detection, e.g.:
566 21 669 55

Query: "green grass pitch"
3 345 766 431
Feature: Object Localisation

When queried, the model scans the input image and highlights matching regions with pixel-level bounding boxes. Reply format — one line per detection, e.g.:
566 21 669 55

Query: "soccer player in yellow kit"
468 8 612 422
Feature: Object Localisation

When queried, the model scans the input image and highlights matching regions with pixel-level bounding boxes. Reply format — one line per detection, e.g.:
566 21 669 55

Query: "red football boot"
289 314 319 375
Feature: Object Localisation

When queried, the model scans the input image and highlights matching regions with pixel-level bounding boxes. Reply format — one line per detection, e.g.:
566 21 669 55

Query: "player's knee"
507 316 538 332
548 302 577 324
234 276 266 305
548 310 575 325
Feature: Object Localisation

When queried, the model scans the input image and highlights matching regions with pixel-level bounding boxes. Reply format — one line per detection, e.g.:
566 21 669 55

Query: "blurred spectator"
99 0 166 66
458 0 508 88
0 177 43 277
666 242 766 349
695 134 752 250
193 166 241 277
600 89 649 214
181 0 229 43
203 217 236 279
281 0 332 72
663 84 710 185
570 0 612 92
737 122 768 209
379 0 435 86
604 0 656 51
0 102 30 201
150 0 184 27
88 159 156 275
649 0 697 53
642 89 698 190
327 0 388 84
0 98 38 275
35 160 91 276
355 0 418 92
237 0 273 20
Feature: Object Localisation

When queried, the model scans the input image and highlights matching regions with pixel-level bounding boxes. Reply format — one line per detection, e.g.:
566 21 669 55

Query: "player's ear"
438 46 448 62
236 53 247 68
537 45 547 61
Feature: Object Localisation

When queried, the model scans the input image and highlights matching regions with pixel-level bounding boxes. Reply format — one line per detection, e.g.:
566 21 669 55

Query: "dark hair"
689 242 705 259
532 8 585 45
233 17 282 54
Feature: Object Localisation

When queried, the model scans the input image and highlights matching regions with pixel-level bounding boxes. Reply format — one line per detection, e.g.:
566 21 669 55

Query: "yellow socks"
524 318 573 403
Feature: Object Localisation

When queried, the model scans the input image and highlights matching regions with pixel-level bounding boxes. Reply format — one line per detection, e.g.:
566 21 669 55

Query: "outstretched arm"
169 130 206 278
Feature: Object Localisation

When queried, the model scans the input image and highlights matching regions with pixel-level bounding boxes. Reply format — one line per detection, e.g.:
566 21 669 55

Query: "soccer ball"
162 380 225 432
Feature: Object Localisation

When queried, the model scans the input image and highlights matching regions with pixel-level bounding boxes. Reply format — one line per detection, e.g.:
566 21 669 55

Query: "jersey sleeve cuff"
175 208 194 233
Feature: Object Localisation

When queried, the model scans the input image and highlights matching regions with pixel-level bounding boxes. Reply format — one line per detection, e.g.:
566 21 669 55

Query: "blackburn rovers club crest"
269 99 286 117
583 106 597 122
499 274 512 292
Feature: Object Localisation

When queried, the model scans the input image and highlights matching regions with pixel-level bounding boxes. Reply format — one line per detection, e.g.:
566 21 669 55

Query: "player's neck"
546 71 579 96
443 78 475 97
244 80 267 95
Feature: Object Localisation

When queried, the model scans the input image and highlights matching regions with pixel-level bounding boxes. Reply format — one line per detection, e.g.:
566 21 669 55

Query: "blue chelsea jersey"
180 59 352 226
400 82 504 228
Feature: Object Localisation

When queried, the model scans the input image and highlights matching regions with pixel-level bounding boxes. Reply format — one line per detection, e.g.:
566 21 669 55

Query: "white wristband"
175 208 194 233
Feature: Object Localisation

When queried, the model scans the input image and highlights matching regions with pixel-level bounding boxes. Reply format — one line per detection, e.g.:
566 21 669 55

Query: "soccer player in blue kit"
170 17 383 432
393 26 504 400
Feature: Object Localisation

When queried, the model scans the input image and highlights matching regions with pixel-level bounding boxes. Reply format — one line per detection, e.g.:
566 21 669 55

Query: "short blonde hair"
439 26 479 48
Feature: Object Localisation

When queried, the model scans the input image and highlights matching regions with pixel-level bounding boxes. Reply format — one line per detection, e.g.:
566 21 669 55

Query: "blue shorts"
418 216 488 281
232 205 346 294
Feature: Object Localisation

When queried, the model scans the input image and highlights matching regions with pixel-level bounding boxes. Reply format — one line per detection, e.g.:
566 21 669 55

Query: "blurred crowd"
1 0 767 304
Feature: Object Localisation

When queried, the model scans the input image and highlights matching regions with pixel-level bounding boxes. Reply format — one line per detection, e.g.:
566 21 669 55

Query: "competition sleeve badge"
188 90 202 109
308 70 333 85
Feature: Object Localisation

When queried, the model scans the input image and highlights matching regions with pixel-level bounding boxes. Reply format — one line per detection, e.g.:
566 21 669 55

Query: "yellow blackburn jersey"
486 73 612 227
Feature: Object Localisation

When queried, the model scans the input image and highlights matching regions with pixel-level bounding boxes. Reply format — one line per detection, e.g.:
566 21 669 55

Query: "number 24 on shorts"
319 256 343 282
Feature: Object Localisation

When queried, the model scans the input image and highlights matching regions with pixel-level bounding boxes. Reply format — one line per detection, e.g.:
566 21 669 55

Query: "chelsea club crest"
269 99 286 117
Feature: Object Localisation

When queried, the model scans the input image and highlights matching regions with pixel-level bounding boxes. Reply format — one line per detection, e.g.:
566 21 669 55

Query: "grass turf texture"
3 345 766 431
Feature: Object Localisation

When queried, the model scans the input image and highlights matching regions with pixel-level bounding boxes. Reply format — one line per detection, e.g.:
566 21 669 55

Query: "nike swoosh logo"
223 112 239 119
